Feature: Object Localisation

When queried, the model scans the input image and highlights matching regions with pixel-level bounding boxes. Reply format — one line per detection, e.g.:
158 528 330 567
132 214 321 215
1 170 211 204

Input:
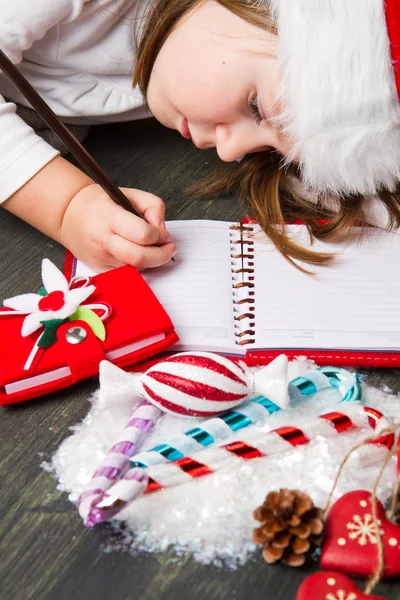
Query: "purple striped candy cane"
85 467 148 526
78 399 161 525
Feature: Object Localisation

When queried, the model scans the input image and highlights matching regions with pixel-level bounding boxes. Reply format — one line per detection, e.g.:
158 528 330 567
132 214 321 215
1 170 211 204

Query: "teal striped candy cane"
288 366 363 403
130 366 362 469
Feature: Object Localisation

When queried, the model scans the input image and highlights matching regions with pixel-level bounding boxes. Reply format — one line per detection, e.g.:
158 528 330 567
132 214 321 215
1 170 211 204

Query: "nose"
187 124 215 150
215 123 272 162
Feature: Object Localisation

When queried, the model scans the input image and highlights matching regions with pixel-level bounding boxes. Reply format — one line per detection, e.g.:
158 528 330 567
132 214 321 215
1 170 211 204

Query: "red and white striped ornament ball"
133 352 290 417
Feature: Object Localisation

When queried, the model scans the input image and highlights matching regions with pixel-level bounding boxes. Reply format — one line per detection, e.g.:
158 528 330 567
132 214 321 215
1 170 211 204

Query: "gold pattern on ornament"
346 513 383 546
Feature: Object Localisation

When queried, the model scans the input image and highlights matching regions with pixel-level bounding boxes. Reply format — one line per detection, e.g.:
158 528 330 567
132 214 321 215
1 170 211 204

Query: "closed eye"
249 94 266 126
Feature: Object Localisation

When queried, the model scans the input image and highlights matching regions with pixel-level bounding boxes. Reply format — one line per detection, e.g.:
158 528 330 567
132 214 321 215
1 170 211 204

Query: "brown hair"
133 0 400 269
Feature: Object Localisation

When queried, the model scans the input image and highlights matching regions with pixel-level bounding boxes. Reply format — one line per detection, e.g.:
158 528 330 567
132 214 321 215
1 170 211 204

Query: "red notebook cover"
245 349 400 368
0 263 178 404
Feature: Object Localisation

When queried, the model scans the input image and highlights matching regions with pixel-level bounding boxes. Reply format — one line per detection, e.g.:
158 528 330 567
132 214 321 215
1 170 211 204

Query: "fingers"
112 208 171 246
114 189 171 245
107 234 177 270
119 188 166 228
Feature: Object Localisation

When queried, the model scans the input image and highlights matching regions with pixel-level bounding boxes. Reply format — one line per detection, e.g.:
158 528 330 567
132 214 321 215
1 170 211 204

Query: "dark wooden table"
1 118 400 600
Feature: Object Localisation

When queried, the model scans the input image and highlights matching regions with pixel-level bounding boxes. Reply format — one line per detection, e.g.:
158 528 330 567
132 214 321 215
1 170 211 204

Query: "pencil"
0 48 174 260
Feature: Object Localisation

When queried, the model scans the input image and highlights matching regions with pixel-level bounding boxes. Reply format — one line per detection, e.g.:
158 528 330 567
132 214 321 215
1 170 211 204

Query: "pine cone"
253 489 324 567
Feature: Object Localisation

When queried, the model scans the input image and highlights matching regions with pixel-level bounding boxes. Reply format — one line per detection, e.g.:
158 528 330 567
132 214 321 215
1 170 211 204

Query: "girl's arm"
2 1 87 65
1 0 175 270
0 0 89 201
4 155 176 271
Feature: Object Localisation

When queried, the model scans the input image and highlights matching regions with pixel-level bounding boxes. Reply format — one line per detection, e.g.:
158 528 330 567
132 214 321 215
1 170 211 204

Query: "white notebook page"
75 221 242 354
253 225 400 350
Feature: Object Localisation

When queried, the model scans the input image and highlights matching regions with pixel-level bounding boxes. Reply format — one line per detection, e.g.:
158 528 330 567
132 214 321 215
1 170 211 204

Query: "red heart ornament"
320 490 400 578
296 571 386 600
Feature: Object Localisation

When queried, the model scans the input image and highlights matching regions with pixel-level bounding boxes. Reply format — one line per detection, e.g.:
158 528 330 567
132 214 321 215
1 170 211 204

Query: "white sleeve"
0 0 87 203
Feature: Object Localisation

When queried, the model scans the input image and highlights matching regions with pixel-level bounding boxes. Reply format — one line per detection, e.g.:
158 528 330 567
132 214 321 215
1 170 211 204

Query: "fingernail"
172 246 178 257
164 232 172 243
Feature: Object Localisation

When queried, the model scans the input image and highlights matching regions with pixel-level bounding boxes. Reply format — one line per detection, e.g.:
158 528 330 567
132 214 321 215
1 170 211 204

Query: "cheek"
147 57 188 127
147 37 243 126
177 65 242 124
146 75 165 124
147 48 198 119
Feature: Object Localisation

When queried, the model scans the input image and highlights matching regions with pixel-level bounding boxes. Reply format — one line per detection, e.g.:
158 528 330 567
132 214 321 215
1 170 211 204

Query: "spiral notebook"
66 220 400 367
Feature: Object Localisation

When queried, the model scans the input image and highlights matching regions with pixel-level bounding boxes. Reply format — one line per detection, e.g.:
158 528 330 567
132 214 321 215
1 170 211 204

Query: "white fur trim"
270 0 400 195
361 195 391 228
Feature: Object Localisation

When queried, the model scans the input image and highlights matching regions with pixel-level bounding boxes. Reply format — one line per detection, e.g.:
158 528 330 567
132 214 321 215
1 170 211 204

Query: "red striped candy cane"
88 405 394 524
144 405 394 493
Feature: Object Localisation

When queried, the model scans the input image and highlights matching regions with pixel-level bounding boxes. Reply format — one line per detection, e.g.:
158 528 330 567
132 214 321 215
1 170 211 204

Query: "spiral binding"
229 223 256 346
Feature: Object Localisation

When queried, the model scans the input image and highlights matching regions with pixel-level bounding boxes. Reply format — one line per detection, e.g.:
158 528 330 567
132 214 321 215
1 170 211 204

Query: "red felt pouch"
0 263 178 404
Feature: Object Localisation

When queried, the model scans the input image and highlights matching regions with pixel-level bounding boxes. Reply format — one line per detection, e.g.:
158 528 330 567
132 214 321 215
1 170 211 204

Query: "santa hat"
269 0 400 196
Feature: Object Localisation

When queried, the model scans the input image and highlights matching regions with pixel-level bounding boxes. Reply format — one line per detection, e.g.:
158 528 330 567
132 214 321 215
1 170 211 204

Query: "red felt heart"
320 490 400 578
296 571 386 600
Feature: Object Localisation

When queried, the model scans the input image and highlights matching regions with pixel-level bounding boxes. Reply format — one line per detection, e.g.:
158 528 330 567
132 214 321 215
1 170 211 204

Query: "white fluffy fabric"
270 0 400 196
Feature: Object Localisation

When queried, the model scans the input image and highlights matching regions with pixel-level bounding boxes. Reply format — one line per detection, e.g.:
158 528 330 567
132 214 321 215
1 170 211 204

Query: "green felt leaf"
37 286 47 297
69 307 106 341
38 318 68 348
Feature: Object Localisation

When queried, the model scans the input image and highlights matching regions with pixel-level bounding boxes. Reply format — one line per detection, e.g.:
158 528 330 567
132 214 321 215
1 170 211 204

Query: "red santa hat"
269 0 400 196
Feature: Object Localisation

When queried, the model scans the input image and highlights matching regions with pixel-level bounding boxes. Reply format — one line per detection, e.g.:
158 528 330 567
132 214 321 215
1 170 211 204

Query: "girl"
1 0 400 271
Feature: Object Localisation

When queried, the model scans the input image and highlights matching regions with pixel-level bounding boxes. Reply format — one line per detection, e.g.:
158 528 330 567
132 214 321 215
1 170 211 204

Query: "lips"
180 118 192 140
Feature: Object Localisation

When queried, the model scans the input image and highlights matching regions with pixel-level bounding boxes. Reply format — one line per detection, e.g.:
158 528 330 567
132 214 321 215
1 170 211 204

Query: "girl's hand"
59 184 176 272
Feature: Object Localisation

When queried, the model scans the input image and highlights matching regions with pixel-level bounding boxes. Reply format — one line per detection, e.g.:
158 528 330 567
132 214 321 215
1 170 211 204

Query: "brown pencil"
0 48 171 235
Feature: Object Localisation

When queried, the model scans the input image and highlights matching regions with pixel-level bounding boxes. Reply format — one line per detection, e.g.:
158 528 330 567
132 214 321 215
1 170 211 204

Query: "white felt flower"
3 259 95 337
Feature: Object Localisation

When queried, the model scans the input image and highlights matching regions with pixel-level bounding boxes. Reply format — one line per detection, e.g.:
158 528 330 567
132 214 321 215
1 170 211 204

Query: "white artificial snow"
47 359 400 566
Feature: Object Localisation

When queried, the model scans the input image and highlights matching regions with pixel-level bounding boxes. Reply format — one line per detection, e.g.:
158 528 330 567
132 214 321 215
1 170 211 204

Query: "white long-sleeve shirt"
0 0 393 230
0 0 149 202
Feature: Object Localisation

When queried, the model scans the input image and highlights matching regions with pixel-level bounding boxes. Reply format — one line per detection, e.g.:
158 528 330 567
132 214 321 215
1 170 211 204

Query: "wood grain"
1 118 399 600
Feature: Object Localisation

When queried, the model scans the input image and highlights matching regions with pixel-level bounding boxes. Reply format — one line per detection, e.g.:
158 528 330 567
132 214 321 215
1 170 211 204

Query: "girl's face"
147 0 294 162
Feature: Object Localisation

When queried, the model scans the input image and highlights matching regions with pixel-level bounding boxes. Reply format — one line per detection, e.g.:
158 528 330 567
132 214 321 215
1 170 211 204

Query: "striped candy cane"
142 405 394 493
289 366 363 403
87 403 386 526
81 353 290 525
130 366 362 469
78 399 161 525
84 365 361 525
